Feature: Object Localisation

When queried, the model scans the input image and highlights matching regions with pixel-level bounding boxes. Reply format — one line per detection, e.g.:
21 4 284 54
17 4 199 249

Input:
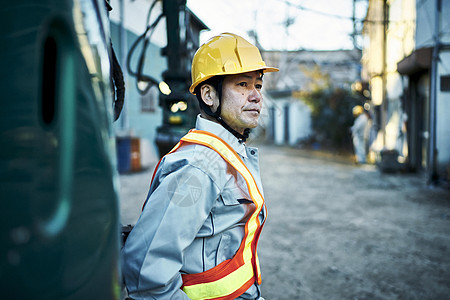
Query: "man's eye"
256 84 263 90
238 82 247 87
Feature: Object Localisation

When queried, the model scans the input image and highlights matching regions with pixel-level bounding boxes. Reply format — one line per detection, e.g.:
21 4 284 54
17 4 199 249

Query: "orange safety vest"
148 130 266 300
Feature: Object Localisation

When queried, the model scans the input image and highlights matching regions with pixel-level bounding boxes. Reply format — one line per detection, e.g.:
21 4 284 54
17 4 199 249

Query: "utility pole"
352 0 357 49
119 0 128 130
428 0 441 183
351 0 368 50
381 0 389 147
155 0 198 157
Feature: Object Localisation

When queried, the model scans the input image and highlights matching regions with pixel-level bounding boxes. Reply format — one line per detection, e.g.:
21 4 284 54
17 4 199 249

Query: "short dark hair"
194 76 224 104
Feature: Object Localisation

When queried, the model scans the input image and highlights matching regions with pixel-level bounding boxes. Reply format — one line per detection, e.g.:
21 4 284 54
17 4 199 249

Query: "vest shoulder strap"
179 130 265 300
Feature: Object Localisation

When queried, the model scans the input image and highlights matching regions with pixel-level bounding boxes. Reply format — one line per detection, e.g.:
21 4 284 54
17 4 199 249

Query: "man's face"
219 71 263 134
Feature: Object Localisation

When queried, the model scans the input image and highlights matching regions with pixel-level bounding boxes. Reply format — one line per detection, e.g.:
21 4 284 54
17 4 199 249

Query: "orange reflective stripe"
143 130 266 299
179 130 265 300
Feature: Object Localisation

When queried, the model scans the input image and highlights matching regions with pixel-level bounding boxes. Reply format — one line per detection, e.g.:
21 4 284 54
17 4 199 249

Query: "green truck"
1 0 121 298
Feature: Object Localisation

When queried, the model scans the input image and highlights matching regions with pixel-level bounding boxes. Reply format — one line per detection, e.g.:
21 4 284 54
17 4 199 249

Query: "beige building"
260 49 362 146
263 49 362 92
362 0 450 183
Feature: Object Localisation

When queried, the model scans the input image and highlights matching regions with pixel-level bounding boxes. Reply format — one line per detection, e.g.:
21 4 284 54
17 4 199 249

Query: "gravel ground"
257 144 450 300
118 143 450 300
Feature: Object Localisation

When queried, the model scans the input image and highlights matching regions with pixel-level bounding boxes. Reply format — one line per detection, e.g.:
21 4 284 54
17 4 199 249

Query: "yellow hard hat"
189 32 279 94
352 105 364 116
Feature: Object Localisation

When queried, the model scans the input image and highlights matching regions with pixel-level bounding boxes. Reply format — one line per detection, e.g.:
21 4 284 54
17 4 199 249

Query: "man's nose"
248 87 261 103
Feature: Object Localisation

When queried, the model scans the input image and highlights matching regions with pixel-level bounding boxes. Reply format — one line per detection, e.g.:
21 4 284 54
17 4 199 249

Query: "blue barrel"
117 137 131 173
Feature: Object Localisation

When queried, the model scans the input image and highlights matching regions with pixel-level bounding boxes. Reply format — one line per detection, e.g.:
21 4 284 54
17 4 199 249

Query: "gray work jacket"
121 116 267 299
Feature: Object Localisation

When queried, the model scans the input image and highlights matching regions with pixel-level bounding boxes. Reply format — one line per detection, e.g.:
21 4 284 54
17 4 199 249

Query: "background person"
351 105 370 164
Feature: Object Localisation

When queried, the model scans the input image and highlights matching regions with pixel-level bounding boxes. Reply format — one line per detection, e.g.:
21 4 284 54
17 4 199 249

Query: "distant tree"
299 64 332 92
293 65 364 149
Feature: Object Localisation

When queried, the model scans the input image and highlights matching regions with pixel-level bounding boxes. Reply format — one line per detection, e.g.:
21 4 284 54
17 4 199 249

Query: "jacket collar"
195 115 248 158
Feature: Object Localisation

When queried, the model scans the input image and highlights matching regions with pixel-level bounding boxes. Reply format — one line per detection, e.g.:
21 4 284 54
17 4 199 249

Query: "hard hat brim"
189 66 279 94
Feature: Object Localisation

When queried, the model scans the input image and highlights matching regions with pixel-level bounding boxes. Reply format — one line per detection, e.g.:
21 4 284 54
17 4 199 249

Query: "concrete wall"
271 99 311 146
415 0 450 176
416 0 450 48
109 1 167 163
437 50 450 174
109 0 166 46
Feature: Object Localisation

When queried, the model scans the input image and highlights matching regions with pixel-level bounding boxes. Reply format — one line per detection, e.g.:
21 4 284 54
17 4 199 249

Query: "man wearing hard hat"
121 33 279 299
351 105 370 164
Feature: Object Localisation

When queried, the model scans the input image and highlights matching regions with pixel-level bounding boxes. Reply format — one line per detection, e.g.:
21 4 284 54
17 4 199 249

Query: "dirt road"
257 144 450 300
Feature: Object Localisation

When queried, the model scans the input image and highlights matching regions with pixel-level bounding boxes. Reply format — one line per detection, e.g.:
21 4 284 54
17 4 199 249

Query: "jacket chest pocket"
220 178 252 206
221 194 252 206
216 187 255 227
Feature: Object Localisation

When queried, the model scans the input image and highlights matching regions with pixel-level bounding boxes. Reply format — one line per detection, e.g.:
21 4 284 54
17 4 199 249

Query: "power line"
279 0 413 25
281 0 360 21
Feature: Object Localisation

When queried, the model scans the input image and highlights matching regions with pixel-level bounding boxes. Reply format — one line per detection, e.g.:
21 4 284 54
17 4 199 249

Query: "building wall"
262 49 361 92
437 50 450 172
260 49 360 147
287 100 312 145
416 0 450 48
108 0 168 163
361 0 385 81
415 0 450 177
362 0 416 153
363 0 450 179
268 99 312 146
108 0 207 164
109 0 166 46
384 0 415 151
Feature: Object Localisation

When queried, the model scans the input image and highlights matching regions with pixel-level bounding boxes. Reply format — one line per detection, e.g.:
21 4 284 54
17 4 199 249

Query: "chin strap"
216 117 250 143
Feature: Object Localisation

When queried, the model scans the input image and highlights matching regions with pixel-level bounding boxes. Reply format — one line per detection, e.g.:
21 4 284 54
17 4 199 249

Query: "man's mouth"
244 108 260 114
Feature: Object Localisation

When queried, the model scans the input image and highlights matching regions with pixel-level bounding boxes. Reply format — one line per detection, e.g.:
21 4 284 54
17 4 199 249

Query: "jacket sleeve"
121 161 220 300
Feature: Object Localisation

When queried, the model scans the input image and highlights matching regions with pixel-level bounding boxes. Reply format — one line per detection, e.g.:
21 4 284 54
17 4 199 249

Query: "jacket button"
250 150 256 155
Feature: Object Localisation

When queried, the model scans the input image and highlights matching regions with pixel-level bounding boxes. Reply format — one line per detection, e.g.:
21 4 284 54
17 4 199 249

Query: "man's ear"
200 84 217 107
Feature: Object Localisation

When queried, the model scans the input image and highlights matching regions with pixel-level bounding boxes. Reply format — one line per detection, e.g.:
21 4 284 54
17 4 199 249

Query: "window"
440 75 450 92
141 85 159 112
